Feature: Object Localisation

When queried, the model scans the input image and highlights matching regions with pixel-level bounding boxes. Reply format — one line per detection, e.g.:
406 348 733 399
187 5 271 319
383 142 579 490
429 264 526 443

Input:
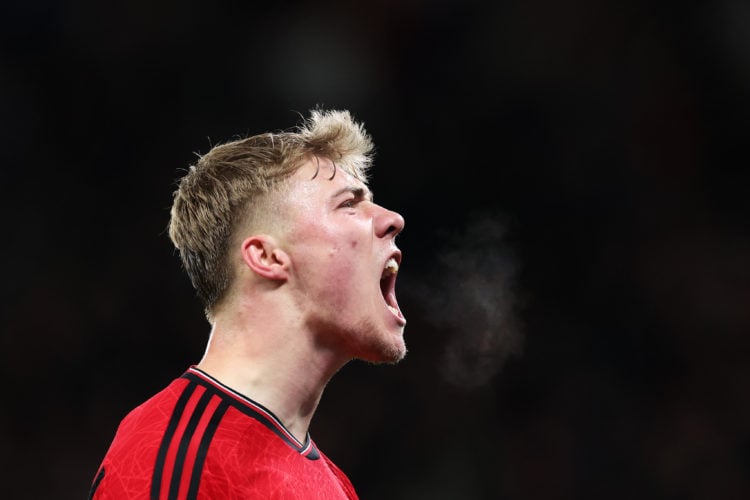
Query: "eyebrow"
332 186 374 202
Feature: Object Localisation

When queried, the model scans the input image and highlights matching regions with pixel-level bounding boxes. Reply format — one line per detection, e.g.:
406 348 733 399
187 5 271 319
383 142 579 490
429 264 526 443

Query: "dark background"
2 0 749 498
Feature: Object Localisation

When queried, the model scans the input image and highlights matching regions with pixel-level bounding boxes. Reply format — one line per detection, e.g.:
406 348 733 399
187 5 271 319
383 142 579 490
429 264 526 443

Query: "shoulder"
112 377 191 447
89 377 191 499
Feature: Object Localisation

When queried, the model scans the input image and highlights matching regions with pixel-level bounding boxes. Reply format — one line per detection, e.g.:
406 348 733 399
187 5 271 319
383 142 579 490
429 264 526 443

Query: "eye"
339 198 357 208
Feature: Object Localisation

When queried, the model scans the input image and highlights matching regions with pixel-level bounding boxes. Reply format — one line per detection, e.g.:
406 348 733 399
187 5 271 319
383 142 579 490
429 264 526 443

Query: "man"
89 109 407 499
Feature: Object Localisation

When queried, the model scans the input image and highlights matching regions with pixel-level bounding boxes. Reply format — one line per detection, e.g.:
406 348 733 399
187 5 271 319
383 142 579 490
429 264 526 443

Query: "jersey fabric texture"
89 367 358 499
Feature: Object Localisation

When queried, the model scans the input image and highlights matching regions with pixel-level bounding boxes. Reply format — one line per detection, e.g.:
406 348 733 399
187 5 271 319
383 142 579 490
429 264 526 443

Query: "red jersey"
89 367 358 499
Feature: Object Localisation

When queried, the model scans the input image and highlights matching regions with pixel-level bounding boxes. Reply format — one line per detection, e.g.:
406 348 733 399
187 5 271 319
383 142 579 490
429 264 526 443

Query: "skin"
197 157 405 442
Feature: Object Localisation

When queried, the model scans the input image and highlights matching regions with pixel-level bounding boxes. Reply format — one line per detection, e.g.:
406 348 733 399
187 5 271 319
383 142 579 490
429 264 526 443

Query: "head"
168 110 406 361
277 156 407 363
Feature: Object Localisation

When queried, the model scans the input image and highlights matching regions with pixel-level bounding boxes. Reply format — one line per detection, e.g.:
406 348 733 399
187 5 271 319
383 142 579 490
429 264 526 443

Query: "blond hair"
168 109 374 318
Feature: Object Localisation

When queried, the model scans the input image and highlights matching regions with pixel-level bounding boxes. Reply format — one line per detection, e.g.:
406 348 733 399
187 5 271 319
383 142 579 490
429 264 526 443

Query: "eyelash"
340 199 357 208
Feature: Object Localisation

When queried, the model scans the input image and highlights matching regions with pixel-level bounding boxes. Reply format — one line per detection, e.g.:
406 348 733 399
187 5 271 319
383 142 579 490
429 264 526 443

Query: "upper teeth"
384 257 399 275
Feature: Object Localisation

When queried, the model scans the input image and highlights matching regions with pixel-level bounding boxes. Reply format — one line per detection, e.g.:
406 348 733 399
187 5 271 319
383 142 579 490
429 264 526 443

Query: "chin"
359 335 407 365
383 346 407 364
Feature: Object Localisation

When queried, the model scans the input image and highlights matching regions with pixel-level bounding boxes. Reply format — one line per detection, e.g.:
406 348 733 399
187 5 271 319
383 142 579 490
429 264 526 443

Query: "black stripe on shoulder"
151 381 197 500
87 466 105 500
186 401 230 500
182 371 318 459
167 390 213 500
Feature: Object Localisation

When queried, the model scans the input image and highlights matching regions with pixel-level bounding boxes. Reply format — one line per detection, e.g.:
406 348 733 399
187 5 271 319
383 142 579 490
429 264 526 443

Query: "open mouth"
380 256 405 324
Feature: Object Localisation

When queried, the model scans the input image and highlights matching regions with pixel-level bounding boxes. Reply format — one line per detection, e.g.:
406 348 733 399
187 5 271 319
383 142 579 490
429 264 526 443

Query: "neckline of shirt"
184 366 318 458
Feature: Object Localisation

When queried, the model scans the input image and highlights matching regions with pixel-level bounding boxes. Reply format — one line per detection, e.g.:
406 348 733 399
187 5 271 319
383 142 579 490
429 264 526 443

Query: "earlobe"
241 236 290 281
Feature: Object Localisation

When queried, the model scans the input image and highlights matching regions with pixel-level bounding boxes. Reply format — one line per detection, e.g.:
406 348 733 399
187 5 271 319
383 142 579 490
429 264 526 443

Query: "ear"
240 235 290 281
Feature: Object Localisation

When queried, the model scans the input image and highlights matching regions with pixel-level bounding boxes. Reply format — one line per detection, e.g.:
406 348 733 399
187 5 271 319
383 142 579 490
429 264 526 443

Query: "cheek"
320 246 364 297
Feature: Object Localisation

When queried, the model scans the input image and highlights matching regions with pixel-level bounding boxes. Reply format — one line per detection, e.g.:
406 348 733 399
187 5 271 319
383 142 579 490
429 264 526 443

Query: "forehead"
289 156 370 197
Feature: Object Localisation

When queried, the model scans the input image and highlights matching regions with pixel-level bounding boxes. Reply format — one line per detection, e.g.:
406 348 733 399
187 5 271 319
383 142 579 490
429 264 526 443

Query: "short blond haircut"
168 109 374 319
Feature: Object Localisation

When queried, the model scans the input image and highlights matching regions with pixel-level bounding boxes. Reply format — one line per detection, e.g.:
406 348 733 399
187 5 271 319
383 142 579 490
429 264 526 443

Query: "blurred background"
1 0 749 498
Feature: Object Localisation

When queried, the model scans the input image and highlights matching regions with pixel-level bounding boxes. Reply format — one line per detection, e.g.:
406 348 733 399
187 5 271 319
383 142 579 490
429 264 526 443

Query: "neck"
196 312 347 443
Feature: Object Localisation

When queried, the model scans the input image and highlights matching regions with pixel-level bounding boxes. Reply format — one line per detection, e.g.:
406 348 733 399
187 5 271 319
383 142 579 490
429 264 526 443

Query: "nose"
375 205 405 239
